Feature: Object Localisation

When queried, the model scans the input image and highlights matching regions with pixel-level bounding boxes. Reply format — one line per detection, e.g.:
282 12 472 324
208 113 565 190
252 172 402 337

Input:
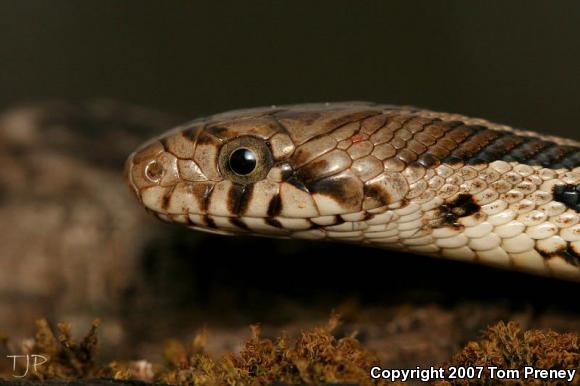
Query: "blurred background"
0 0 579 366
2 1 579 131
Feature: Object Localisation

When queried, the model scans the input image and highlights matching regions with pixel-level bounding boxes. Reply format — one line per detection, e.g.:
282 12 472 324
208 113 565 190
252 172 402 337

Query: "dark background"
1 0 579 138
0 1 579 358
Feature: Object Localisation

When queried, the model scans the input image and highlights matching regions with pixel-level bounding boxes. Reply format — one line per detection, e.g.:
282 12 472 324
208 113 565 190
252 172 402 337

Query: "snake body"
126 102 580 281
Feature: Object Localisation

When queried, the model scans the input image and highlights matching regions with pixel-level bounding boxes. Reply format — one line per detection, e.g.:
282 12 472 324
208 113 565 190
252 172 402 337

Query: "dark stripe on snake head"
265 218 283 228
204 215 217 229
307 173 364 212
228 183 254 215
161 185 175 211
229 217 249 231
201 183 214 213
267 194 283 217
285 176 309 192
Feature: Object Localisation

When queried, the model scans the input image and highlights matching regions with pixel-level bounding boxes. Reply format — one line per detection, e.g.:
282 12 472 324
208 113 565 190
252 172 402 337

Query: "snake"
125 102 580 281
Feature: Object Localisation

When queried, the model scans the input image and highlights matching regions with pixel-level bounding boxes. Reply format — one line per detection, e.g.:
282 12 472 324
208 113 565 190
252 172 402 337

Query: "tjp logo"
6 354 48 378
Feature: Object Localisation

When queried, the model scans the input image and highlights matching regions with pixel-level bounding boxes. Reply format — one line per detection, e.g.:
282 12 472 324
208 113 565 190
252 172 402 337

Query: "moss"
435 321 580 386
230 314 386 385
0 318 100 380
1 317 578 386
156 314 390 386
156 328 242 385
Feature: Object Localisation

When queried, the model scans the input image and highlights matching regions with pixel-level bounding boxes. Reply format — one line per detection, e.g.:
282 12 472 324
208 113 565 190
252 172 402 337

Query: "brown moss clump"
1 315 390 385
2 317 579 386
435 321 580 386
157 314 390 386
0 318 100 380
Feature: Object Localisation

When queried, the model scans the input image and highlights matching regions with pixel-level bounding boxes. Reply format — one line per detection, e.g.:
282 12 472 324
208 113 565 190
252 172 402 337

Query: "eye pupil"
229 148 257 175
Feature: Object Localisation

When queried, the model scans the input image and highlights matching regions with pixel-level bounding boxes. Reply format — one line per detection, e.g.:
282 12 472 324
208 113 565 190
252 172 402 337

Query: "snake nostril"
145 160 164 182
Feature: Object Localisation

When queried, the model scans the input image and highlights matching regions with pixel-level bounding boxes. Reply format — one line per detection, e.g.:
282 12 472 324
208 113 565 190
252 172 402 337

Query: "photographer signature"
6 354 48 377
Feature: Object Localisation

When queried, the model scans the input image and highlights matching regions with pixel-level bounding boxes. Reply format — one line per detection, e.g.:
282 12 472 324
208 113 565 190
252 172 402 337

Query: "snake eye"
229 148 257 175
218 136 273 184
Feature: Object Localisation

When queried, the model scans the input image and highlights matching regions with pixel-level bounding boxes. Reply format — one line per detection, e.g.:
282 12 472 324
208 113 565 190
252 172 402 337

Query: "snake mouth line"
148 209 315 234
147 206 389 239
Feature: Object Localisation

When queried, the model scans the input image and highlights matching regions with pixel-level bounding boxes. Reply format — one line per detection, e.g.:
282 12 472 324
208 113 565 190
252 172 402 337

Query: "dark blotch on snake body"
564 245 580 266
553 184 580 212
438 194 480 226
539 246 580 267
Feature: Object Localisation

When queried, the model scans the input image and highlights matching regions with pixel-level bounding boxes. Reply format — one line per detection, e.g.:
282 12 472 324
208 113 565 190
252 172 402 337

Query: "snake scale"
126 102 580 281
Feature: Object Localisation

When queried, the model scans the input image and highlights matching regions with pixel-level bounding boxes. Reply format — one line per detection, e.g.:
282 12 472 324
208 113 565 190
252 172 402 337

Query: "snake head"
125 103 400 237
124 107 308 236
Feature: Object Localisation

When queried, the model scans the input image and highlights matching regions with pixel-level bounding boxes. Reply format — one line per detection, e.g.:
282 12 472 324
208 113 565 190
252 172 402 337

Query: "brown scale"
271 108 580 169
160 105 579 173
273 106 580 219
272 108 580 215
